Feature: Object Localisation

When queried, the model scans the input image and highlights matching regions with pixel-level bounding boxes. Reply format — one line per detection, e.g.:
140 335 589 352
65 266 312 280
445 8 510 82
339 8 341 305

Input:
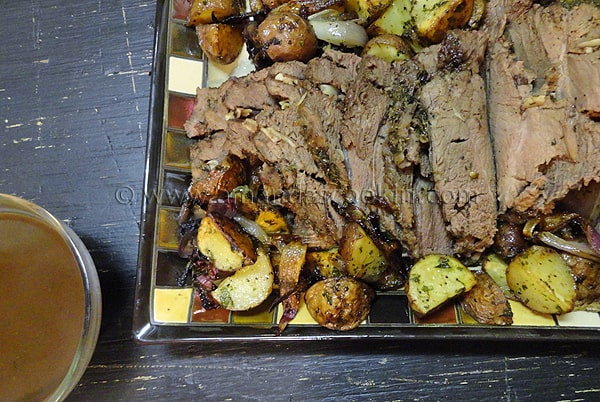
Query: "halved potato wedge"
340 222 388 284
411 0 474 43
196 213 257 271
506 245 576 315
482 253 512 298
211 251 274 311
406 254 477 316
305 248 347 279
368 0 414 37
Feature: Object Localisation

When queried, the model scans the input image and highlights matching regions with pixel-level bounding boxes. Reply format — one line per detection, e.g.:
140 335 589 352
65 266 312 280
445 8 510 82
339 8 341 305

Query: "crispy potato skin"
412 0 475 43
461 271 513 325
190 154 247 203
362 34 413 62
254 12 318 62
304 277 375 331
339 222 388 284
196 23 245 65
188 0 241 25
197 213 257 271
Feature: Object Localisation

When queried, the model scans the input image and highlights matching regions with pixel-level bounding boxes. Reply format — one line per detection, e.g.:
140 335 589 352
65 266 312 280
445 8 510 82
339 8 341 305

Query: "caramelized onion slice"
537 231 600 263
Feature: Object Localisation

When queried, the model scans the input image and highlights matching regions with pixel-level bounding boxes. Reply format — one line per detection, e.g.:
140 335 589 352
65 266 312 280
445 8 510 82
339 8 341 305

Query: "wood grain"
1 1 599 401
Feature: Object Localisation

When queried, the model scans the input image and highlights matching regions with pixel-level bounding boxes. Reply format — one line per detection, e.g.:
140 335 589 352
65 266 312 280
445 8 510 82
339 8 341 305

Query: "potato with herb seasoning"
304 277 375 331
305 248 347 279
339 222 388 284
506 245 576 315
211 251 274 310
196 213 257 271
411 0 475 43
406 254 477 316
346 0 394 23
367 0 414 38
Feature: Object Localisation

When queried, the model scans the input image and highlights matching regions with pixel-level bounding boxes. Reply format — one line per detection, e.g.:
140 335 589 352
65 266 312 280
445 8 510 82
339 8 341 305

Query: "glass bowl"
0 194 101 401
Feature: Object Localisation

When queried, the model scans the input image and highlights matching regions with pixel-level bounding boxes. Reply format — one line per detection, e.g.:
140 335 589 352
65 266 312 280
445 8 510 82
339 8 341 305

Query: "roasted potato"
190 154 246 204
305 248 347 279
304 277 375 331
253 12 318 62
196 213 257 271
561 253 600 312
481 253 512 298
367 0 414 38
406 254 477 316
411 0 475 43
362 34 413 62
460 271 513 325
196 23 245 65
255 208 289 235
506 245 577 315
339 222 388 284
211 251 274 310
345 0 394 23
188 0 241 25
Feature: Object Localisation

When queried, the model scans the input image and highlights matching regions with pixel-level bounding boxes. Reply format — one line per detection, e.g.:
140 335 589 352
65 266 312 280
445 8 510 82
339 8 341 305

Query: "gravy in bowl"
0 212 86 401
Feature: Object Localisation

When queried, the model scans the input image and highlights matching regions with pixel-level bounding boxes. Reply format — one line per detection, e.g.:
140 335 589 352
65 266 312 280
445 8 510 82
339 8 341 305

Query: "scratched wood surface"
1 1 599 401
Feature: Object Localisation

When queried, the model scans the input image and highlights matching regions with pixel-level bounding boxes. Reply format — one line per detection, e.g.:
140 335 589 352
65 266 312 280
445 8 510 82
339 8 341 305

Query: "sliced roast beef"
420 70 497 255
484 1 600 214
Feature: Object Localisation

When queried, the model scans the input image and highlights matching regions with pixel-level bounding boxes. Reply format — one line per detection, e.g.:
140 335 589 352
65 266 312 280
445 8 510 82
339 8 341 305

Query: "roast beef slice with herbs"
486 1 600 213
420 70 497 255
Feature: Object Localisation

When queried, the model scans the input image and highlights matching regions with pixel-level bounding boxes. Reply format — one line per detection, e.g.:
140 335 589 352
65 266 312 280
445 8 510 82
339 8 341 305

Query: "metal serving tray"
133 0 600 342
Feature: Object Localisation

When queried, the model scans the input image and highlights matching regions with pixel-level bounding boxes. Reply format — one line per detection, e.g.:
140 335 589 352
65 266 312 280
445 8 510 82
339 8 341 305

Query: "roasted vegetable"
255 208 289 235
188 0 241 26
277 241 308 333
406 254 477 316
252 12 318 62
196 213 257 271
411 0 475 43
212 251 274 310
190 154 247 204
196 23 245 65
305 248 347 279
481 253 511 298
346 0 394 22
304 277 375 331
493 221 528 259
506 245 577 315
561 253 600 312
362 33 413 62
339 222 388 284
368 0 414 38
460 271 513 325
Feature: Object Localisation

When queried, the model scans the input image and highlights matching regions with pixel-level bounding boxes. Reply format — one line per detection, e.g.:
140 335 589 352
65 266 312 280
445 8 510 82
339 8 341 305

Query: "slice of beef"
485 1 600 214
413 177 454 256
420 70 497 255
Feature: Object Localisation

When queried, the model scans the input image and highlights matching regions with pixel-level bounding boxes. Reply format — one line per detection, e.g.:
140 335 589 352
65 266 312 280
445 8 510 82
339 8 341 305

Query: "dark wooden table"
1 1 599 400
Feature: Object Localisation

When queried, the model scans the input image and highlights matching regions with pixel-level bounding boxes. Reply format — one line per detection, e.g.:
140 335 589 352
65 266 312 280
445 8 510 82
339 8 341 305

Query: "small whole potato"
304 277 375 331
254 12 318 62
196 23 245 65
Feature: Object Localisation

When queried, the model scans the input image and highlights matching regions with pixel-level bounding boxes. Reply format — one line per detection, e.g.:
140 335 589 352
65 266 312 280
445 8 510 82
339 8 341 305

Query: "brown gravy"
0 212 86 401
